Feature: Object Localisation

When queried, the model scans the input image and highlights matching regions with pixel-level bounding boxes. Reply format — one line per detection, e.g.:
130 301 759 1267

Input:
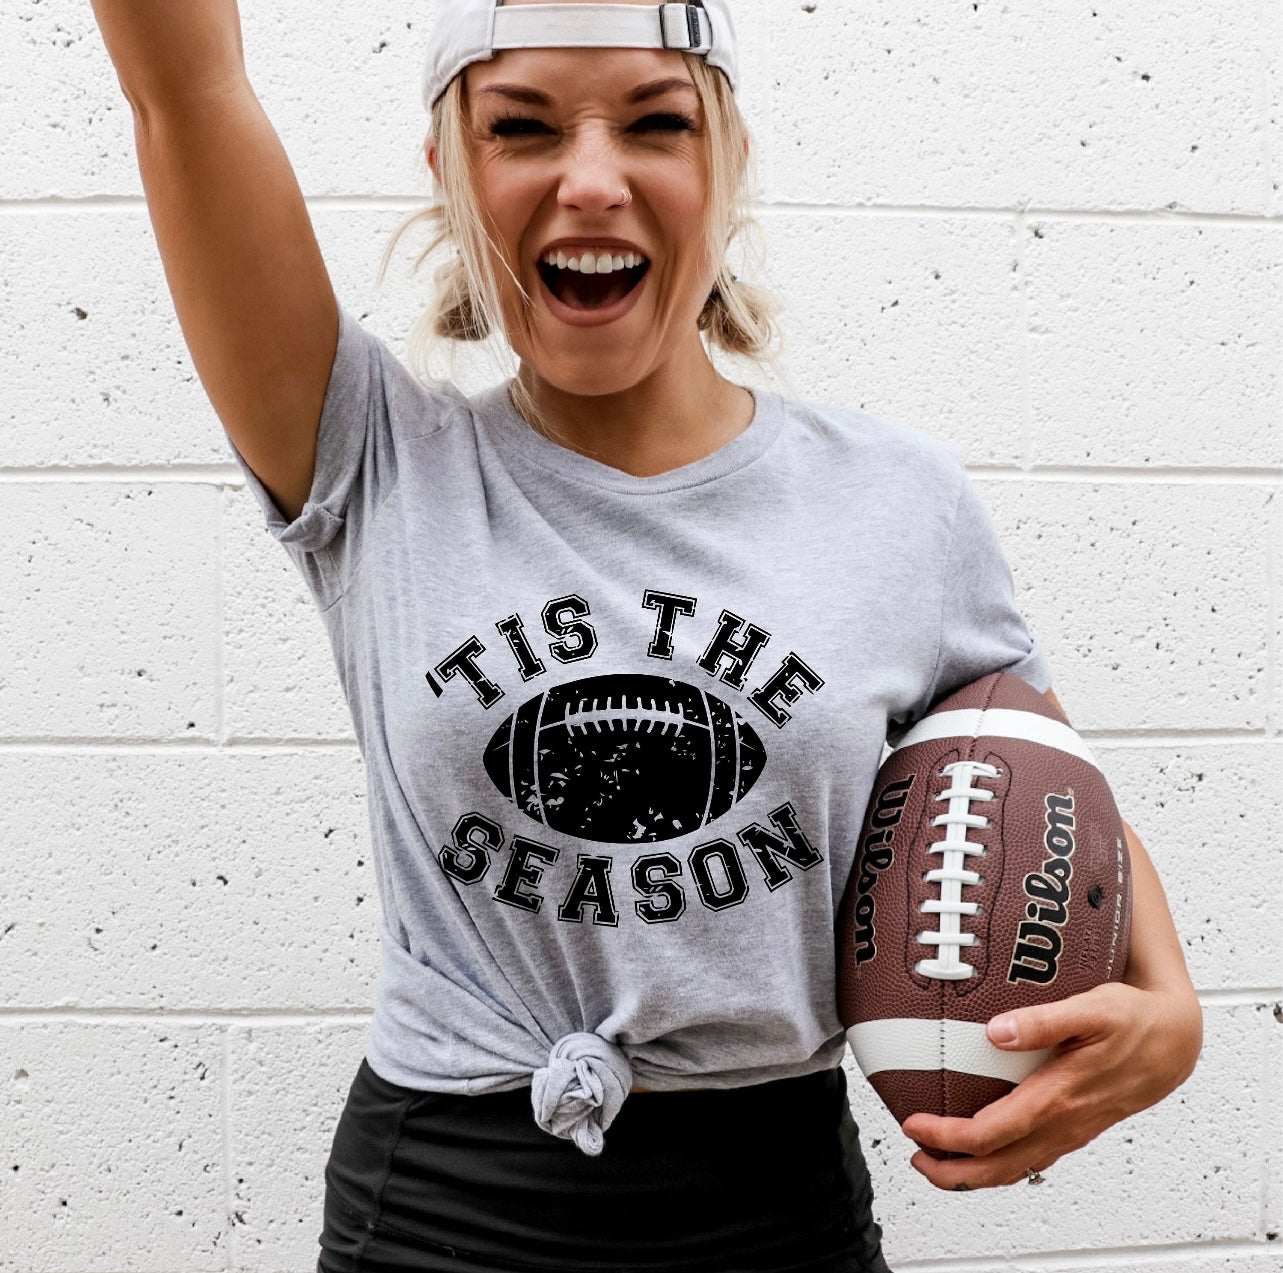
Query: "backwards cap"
422 2 739 111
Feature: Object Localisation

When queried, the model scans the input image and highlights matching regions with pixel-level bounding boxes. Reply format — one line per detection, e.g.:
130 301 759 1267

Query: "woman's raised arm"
90 0 338 524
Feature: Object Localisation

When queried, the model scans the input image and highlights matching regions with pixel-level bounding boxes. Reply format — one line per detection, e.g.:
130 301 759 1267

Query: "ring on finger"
1026 1168 1046 1185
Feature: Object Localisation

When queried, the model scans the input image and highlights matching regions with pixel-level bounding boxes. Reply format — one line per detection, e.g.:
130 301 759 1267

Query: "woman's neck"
513 340 755 478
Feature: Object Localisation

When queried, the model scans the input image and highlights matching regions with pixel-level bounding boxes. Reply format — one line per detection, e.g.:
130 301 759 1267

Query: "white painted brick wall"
1 0 1279 1269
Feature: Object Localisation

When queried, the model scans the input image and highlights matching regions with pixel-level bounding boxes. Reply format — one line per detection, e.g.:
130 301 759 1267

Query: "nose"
555 127 631 214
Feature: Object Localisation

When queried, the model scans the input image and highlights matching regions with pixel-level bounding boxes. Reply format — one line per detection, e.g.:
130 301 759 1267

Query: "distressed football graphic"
483 674 767 843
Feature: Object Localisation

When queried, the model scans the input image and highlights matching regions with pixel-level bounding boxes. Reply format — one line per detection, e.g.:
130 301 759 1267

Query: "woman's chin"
521 345 658 400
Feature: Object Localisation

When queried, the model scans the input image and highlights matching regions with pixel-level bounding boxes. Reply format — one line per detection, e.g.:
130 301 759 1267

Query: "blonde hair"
376 51 779 416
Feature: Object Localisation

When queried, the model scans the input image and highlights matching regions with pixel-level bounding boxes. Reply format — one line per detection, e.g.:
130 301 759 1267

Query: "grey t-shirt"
226 306 1052 1155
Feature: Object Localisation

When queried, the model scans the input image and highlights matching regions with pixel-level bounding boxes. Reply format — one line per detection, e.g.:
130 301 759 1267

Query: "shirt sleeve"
923 464 1053 710
223 305 456 609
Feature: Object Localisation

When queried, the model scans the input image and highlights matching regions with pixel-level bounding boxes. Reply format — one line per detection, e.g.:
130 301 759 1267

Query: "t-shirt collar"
471 380 785 494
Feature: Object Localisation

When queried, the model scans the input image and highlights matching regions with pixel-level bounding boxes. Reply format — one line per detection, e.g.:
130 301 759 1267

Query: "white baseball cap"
421 2 739 111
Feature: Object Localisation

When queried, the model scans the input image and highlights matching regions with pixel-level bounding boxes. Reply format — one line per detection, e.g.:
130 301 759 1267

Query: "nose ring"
619 186 633 207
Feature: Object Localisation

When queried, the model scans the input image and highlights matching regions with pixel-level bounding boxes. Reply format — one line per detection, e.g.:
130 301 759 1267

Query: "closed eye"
632 112 697 131
488 112 697 138
489 115 554 137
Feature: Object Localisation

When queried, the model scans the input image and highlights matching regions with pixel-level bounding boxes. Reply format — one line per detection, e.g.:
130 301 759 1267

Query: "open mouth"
537 250 651 312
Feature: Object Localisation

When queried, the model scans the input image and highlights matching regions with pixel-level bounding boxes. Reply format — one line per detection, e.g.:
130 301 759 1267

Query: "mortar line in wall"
0 1009 374 1025
0 738 361 752
1256 0 1279 218
1259 980 1272 1244
3 464 1281 486
968 466 1283 485
1014 208 1033 472
1085 730 1277 746
0 468 243 482
754 202 1283 228
4 194 1283 228
888 1237 1281 1272
215 487 226 750
1196 988 1283 1007
220 1026 235 1271
1266 483 1280 738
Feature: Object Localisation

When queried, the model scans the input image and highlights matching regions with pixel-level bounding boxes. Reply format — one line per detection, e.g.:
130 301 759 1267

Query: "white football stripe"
846 1019 1053 1084
894 708 1098 770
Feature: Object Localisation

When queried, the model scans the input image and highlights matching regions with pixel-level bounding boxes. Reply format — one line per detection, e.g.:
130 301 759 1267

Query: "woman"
89 1 1203 1270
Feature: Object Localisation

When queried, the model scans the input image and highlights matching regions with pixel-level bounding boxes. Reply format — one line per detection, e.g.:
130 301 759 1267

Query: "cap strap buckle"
659 4 713 54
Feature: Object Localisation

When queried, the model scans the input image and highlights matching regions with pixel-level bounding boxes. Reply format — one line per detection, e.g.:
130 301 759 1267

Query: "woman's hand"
901 815 1203 1191
900 977 1202 1190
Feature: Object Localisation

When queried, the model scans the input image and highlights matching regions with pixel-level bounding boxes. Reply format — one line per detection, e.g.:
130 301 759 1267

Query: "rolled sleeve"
223 306 396 607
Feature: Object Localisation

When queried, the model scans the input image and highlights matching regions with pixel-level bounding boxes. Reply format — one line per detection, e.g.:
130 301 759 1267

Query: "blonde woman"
89 2 1203 1270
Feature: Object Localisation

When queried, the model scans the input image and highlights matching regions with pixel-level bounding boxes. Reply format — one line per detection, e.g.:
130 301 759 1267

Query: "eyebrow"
475 78 699 107
628 77 699 104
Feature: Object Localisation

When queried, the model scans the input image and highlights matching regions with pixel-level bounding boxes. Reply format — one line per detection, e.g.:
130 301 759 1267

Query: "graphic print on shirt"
425 588 827 924
483 674 766 844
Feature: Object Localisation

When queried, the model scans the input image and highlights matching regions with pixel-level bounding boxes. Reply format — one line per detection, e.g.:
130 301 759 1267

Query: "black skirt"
318 1058 894 1273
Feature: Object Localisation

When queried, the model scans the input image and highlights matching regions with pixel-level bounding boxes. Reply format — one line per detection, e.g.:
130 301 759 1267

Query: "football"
483 674 767 845
836 671 1132 1154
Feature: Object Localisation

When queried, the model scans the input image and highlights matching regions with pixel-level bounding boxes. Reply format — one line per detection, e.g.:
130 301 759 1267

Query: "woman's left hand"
900 977 1203 1191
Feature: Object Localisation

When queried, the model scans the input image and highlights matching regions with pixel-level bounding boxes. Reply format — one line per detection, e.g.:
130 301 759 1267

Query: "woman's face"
453 27 715 396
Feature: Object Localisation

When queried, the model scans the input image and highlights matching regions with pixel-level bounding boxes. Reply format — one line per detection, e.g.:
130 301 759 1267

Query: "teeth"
541 250 646 275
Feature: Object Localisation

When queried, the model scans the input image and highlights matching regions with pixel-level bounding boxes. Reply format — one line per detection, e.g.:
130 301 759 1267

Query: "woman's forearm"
1120 821 1202 1071
1043 690 1201 1047
1121 823 1194 991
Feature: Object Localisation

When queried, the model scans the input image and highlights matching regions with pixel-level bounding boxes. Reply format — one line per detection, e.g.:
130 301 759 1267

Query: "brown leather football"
836 672 1132 1154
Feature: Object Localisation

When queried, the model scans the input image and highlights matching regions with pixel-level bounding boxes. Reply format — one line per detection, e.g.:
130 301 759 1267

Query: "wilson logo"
1007 792 1076 985
852 776 915 965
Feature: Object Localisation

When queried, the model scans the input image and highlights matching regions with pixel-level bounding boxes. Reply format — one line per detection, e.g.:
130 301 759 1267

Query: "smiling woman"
86 0 1203 1269
379 33 775 453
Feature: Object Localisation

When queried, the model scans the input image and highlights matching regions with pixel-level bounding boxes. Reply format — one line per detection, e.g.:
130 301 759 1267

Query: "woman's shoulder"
772 392 966 487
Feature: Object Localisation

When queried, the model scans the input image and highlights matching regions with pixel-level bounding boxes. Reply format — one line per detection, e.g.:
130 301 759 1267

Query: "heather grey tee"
226 306 1052 1155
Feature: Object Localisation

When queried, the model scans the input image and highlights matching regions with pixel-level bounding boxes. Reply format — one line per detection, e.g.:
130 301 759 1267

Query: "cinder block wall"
2 1 1279 1269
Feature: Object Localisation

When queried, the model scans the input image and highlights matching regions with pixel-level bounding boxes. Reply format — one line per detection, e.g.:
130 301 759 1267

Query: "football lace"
916 760 1001 981
562 696 691 736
